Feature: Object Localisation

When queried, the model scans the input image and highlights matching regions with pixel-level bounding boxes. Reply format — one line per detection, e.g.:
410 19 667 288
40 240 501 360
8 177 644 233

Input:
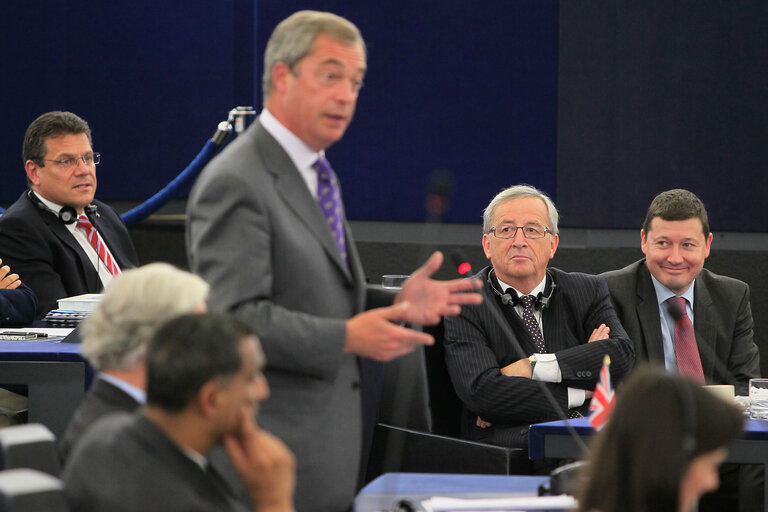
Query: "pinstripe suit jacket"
444 266 634 447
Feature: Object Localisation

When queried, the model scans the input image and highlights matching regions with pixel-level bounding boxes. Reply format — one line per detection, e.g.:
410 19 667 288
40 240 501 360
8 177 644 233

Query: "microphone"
666 297 740 388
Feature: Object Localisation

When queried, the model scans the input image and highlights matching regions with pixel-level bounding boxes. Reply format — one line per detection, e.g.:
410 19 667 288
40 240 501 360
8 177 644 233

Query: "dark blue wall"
1 1 558 226
4 2 764 231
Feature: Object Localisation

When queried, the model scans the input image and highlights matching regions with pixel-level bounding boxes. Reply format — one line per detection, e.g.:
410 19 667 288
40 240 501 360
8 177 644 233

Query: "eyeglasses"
44 153 100 169
489 223 552 240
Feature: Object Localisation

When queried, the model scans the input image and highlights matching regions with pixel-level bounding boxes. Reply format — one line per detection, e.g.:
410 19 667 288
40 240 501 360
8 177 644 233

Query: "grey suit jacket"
444 266 635 448
602 259 760 395
187 120 372 512
63 413 247 512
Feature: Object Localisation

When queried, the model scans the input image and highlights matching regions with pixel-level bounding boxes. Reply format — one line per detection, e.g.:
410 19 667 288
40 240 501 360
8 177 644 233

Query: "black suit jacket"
444 266 635 447
601 259 760 395
0 283 37 326
58 376 140 464
0 191 138 318
63 413 248 512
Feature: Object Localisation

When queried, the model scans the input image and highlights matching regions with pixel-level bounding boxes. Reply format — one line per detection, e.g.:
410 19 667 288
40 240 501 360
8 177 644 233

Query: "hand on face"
224 409 296 512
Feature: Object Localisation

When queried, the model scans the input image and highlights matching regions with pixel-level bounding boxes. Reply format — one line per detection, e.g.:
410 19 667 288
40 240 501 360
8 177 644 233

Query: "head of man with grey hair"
59 262 209 462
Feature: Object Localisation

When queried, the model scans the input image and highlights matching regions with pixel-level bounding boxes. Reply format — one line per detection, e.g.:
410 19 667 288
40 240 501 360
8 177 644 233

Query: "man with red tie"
602 189 759 392
0 111 138 318
601 188 761 512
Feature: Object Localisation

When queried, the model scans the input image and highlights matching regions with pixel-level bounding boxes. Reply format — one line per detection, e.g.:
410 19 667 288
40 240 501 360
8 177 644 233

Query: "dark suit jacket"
0 191 138 318
0 283 37 326
601 259 760 395
58 376 140 464
444 266 635 448
63 413 248 512
187 120 380 512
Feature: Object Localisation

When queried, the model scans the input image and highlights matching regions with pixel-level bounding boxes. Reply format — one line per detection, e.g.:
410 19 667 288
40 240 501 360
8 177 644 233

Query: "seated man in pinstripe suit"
444 184 635 448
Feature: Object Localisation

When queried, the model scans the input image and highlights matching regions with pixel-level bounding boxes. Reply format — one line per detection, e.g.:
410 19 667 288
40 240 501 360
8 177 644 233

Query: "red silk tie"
668 296 704 384
77 214 120 276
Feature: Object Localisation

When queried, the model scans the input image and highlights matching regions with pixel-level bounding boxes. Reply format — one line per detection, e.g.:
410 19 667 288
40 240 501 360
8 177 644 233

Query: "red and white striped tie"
77 214 120 276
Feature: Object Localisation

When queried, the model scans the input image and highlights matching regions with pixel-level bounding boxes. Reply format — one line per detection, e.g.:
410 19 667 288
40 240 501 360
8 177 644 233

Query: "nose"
334 79 357 104
668 244 684 264
511 227 528 246
72 157 91 174
251 374 269 403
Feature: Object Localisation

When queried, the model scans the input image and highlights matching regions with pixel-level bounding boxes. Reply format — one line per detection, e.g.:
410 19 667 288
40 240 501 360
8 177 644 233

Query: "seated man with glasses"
0 111 138 318
444 184 634 449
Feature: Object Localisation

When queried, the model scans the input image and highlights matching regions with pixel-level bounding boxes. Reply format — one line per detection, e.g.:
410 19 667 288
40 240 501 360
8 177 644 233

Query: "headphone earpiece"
488 269 556 311
28 190 96 225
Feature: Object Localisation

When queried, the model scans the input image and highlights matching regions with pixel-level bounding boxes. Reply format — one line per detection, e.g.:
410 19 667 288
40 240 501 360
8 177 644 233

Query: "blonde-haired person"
577 366 743 512
58 263 208 463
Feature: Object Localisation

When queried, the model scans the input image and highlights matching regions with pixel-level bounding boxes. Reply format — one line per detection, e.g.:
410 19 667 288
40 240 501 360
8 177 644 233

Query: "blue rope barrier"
120 138 220 226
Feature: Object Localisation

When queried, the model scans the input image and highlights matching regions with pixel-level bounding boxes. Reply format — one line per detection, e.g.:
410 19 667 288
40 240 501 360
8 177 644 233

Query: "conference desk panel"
0 341 90 438
529 417 768 509
355 473 553 512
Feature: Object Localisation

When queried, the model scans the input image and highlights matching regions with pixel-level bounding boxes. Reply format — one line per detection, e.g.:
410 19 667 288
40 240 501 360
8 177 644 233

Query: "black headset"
28 190 97 225
487 268 557 311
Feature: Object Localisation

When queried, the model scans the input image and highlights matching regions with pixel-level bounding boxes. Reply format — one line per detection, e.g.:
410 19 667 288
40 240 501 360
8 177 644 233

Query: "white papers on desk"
422 495 577 512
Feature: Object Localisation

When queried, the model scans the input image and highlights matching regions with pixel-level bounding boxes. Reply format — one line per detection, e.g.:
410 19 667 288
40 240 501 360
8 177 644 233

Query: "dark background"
6 2 763 231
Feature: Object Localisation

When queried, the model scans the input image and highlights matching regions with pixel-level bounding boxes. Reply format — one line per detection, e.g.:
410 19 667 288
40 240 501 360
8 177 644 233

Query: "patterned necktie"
520 295 546 353
668 296 704 384
76 214 120 276
312 157 347 265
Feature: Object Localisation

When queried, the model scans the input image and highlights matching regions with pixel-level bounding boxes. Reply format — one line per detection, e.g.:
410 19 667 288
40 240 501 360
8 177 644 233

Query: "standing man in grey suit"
186 10 482 512
601 189 759 393
601 189 761 512
444 185 634 448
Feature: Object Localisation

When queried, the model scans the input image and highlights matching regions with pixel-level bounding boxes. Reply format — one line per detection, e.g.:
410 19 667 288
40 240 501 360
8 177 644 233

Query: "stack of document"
43 294 104 326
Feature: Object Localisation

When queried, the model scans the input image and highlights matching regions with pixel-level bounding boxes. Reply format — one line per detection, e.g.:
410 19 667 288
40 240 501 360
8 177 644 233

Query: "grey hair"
81 263 209 370
482 184 559 235
262 10 365 102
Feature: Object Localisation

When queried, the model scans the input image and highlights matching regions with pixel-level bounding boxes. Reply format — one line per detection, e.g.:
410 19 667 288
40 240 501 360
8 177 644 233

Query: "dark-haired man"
0 111 138 318
601 188 761 512
602 189 759 393
63 313 295 512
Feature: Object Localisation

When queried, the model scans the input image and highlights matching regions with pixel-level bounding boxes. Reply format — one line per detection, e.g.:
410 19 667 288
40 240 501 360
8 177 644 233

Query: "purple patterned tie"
520 295 546 353
312 157 347 265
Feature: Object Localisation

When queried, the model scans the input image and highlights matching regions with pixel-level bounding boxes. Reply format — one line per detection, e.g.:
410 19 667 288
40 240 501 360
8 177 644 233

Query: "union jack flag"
588 355 615 430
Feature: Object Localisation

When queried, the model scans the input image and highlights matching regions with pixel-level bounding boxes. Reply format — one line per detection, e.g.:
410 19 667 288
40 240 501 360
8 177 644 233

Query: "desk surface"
528 416 768 459
355 473 551 512
0 340 82 361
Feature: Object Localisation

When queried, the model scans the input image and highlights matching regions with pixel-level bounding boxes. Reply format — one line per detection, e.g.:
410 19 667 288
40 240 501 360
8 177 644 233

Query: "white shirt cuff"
531 353 561 382
568 387 587 409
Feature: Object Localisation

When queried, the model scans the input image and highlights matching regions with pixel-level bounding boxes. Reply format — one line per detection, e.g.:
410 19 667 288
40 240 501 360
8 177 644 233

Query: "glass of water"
749 379 768 420
382 275 409 290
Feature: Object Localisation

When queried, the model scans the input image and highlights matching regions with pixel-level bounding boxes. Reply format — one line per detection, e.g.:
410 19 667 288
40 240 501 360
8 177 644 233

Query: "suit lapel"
35 205 101 292
635 263 666 363
692 277 717 380
254 124 353 283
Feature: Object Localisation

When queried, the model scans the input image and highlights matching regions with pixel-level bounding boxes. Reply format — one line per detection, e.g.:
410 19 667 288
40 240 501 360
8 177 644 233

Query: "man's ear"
271 61 292 94
25 160 41 187
195 380 222 420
